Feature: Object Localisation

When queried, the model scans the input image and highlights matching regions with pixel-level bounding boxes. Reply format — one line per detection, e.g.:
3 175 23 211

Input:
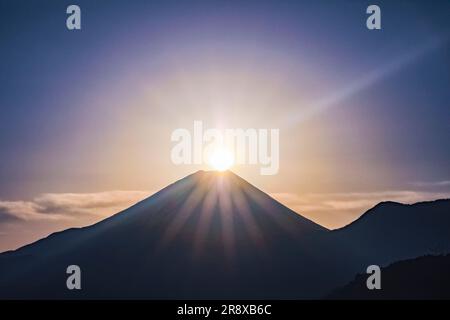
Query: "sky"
0 0 449 251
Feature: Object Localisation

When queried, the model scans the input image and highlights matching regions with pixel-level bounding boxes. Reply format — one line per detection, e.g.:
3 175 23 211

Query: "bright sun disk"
208 147 234 171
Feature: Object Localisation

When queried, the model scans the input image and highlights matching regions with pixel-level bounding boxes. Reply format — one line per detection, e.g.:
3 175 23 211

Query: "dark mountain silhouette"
0 171 337 299
328 200 450 265
328 254 450 299
0 171 449 299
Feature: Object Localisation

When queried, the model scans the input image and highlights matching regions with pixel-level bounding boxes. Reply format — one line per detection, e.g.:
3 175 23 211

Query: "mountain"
327 200 450 265
328 254 450 299
0 171 449 299
0 170 337 299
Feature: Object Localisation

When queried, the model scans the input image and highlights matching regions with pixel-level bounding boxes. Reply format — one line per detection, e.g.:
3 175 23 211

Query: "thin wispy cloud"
2 187 448 252
0 191 151 252
412 181 450 188
0 191 151 222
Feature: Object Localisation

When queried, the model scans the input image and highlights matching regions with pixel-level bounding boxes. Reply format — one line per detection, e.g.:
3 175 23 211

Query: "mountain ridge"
1 171 449 299
1 170 326 255
333 198 450 231
327 254 450 299
0 170 334 298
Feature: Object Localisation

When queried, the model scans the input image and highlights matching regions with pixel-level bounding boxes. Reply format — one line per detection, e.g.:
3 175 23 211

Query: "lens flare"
208 147 234 171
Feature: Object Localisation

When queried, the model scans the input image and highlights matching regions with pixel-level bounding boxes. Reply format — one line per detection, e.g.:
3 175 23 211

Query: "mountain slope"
0 171 334 299
1 171 449 299
328 199 450 265
328 254 450 299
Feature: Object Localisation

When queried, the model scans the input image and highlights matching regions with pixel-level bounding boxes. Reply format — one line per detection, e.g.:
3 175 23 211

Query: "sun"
207 147 234 171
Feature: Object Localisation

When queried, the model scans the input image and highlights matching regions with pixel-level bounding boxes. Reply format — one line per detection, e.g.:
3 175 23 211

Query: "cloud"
33 191 151 216
0 208 24 223
0 201 41 221
1 187 449 251
2 188 448 228
0 190 151 223
0 190 152 252
412 180 450 188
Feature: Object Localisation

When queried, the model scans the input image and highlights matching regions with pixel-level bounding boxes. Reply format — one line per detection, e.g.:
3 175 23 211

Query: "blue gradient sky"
0 0 449 249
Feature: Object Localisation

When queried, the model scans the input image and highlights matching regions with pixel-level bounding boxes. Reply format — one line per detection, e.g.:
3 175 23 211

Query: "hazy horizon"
1 169 449 252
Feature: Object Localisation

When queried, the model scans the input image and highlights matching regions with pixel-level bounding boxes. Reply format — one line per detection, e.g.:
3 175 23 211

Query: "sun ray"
160 175 208 248
231 182 266 252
